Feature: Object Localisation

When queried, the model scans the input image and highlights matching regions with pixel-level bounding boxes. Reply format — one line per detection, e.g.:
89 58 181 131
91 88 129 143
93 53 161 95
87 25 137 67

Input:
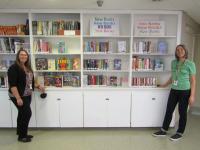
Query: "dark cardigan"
7 63 35 97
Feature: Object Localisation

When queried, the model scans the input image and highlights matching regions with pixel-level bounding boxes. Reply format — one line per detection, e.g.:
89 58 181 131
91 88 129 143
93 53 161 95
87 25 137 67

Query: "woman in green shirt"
153 44 196 141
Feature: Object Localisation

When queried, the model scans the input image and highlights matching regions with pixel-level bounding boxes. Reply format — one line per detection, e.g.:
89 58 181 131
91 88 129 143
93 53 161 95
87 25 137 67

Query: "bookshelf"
31 13 81 88
131 12 180 87
0 10 182 127
82 13 131 88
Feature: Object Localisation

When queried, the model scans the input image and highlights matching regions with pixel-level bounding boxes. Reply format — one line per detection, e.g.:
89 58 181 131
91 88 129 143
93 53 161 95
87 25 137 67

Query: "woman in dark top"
7 49 44 143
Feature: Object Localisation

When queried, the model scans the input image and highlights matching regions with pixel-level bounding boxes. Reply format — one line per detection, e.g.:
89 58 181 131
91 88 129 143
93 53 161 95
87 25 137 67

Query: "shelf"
83 70 129 73
0 53 16 55
132 53 174 56
34 70 81 73
132 70 171 73
0 35 29 38
33 35 81 38
83 35 131 38
0 70 7 72
133 35 176 38
33 53 81 55
83 52 130 56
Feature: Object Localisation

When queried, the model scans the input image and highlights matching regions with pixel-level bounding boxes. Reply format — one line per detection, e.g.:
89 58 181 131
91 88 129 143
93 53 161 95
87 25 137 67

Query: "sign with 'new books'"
90 17 119 36
135 20 165 36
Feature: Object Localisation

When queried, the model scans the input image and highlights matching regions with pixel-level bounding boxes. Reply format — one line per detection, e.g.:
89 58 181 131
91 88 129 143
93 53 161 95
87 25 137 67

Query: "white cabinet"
59 91 83 127
35 91 60 127
11 94 37 127
131 89 175 127
84 91 131 127
0 91 12 127
35 91 83 127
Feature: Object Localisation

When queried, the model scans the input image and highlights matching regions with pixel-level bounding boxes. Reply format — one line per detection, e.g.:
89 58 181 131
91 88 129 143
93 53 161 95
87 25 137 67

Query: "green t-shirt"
171 59 196 90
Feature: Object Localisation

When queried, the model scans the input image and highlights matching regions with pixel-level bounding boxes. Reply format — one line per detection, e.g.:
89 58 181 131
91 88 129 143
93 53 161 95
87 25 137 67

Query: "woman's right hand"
17 98 23 106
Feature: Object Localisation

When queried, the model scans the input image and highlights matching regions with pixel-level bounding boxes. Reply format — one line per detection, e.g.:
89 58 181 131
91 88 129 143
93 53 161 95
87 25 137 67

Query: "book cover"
117 41 126 53
35 58 48 70
48 59 56 71
113 59 121 70
157 40 168 54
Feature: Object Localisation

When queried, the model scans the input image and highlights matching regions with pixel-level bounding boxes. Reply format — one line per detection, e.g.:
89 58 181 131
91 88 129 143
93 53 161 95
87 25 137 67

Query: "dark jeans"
162 89 190 134
10 95 32 138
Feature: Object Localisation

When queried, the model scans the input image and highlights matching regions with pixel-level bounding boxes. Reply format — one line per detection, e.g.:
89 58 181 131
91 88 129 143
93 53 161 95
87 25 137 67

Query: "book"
57 57 67 70
55 76 62 87
117 41 126 53
48 59 56 71
157 40 168 54
113 59 121 70
35 58 48 70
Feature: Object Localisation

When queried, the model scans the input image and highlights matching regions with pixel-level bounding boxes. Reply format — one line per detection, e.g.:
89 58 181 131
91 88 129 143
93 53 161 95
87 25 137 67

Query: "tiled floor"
0 114 200 150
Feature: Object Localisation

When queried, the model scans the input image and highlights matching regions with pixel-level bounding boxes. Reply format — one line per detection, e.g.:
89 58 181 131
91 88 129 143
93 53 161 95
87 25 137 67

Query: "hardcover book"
35 58 48 70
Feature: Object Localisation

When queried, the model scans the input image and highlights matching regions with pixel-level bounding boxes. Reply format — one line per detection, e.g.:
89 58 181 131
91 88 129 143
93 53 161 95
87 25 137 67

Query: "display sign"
135 21 165 36
90 17 119 36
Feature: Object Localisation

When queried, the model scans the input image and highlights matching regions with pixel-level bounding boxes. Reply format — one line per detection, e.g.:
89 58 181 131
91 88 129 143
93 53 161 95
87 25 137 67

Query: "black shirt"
7 63 35 97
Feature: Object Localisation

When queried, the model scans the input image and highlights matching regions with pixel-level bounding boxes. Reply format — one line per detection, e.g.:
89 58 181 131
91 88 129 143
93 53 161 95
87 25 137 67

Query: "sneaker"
152 130 167 137
18 137 31 143
27 135 34 139
169 133 182 141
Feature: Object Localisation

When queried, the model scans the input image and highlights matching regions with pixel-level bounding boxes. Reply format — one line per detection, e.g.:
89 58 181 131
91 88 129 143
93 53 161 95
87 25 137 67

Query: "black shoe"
27 135 34 138
169 133 182 141
18 137 31 143
152 130 167 137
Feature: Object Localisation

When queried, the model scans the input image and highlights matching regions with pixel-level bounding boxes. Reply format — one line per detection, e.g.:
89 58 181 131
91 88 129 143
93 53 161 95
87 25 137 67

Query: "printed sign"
135 21 165 36
90 17 119 36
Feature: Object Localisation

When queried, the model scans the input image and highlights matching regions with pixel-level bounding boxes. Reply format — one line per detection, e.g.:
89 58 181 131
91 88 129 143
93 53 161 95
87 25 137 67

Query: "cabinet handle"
105 98 109 101
57 98 61 101
152 98 156 100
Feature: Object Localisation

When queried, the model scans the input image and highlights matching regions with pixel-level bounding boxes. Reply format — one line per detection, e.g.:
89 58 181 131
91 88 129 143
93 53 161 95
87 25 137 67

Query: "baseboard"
190 106 200 116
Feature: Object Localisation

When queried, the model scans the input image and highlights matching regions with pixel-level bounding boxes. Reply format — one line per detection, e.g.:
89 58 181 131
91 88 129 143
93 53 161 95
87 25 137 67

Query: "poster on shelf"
134 20 165 36
90 17 119 36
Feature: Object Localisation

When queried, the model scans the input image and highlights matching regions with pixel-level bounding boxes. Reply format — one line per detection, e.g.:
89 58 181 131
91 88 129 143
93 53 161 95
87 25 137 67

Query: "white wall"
181 12 200 110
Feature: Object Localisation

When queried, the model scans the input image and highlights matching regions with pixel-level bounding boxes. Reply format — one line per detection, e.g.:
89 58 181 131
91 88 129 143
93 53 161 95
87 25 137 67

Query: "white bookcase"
0 10 182 128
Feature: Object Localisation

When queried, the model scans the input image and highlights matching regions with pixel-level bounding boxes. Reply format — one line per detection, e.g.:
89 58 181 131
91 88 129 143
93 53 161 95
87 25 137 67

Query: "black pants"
10 95 32 138
162 89 190 134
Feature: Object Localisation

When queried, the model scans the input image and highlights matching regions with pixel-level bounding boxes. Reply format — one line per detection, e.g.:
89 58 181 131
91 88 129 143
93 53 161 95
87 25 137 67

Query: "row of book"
84 75 128 87
84 59 122 70
32 20 80 35
84 40 127 53
0 21 29 35
132 77 157 87
132 57 164 71
133 40 168 54
0 76 8 88
33 39 67 54
37 73 80 87
0 38 29 53
0 60 15 70
35 57 80 71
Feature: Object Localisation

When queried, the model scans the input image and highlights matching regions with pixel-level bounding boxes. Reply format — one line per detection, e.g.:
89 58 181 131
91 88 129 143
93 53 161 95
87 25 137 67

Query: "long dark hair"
175 44 188 60
15 48 33 72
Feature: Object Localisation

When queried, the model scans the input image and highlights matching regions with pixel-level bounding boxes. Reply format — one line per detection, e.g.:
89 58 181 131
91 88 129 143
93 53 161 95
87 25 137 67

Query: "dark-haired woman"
7 49 44 142
153 44 196 141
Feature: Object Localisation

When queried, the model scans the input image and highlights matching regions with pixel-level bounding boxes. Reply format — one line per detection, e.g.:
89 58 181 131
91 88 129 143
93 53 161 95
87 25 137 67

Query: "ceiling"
0 0 200 24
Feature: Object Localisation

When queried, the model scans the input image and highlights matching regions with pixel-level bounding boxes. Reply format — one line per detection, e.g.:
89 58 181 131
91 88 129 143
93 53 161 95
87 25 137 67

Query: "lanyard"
175 60 185 80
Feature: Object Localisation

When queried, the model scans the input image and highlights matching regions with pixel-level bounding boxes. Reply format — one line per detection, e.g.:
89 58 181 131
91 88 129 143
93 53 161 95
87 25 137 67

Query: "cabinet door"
131 90 171 127
0 91 12 127
35 92 60 127
59 91 83 127
84 91 108 127
11 94 37 127
107 91 131 127
84 91 131 127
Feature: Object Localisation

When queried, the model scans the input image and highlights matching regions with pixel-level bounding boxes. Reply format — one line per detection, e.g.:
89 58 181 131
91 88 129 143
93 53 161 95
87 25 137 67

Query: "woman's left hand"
38 85 45 93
